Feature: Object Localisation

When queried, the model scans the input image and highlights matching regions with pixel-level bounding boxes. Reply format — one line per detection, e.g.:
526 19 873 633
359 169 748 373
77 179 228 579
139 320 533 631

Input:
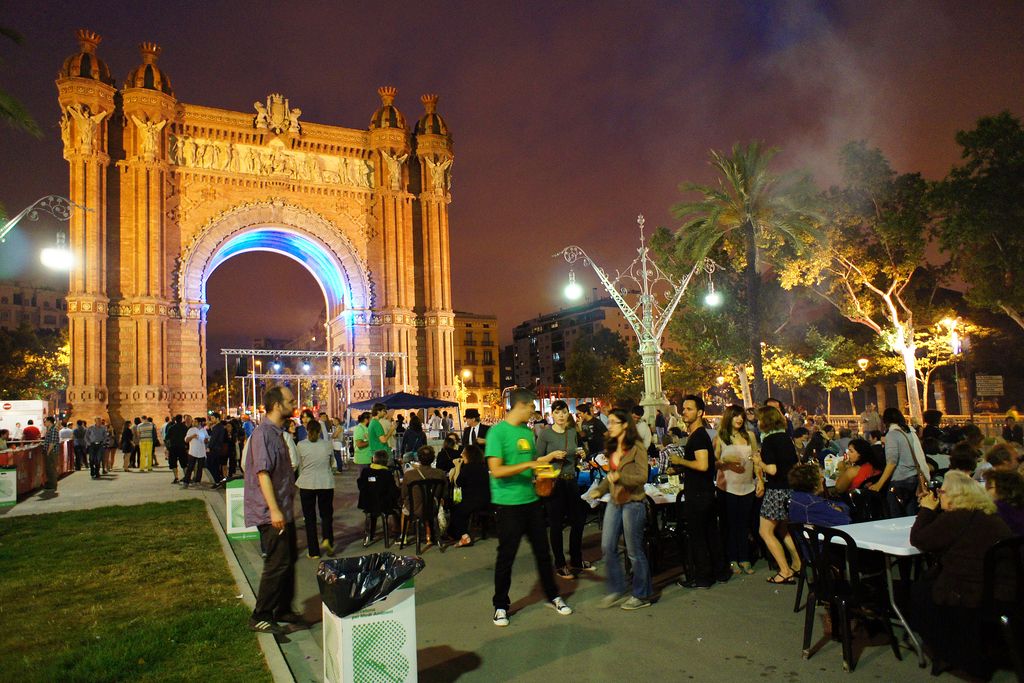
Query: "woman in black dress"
447 444 491 547
752 405 801 584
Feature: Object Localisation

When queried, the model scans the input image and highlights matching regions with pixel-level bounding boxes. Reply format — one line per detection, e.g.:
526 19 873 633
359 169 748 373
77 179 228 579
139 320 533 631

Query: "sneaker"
171 478 179 484
555 566 575 580
307 552 320 560
275 611 308 628
599 592 626 609
577 560 596 572
492 608 509 627
320 539 335 556
621 596 652 611
547 597 573 616
248 617 282 634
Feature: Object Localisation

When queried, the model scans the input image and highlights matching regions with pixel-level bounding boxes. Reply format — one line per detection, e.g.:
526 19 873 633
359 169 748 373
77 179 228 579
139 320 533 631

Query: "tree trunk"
921 368 935 412
744 221 766 402
790 385 797 407
847 389 856 414
999 303 1024 333
735 364 753 408
901 347 924 425
826 388 832 419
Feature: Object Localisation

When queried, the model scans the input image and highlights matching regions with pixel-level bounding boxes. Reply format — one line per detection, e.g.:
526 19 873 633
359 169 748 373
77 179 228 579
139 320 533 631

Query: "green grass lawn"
0 500 271 683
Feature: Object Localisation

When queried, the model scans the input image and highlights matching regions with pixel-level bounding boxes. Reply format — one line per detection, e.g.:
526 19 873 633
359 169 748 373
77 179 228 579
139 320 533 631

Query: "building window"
464 333 475 345
466 350 476 364
484 370 494 386
0 312 8 321
552 352 561 362
13 293 22 305
43 315 56 325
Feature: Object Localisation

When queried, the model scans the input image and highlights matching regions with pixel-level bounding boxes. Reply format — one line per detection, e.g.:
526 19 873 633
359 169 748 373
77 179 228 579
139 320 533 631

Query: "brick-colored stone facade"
56 31 456 425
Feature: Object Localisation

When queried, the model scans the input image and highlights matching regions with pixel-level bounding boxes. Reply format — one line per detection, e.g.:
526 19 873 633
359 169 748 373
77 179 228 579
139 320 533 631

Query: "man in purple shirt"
244 385 306 634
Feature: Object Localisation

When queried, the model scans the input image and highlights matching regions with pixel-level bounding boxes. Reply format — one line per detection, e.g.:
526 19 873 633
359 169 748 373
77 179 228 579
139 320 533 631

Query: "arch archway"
171 201 375 415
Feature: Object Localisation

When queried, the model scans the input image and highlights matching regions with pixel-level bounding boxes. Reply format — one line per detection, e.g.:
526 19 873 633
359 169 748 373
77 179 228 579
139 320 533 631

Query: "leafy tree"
563 328 628 399
0 324 68 400
671 142 822 403
0 26 40 138
803 328 861 416
762 344 813 407
206 368 242 412
780 141 934 424
935 111 1024 332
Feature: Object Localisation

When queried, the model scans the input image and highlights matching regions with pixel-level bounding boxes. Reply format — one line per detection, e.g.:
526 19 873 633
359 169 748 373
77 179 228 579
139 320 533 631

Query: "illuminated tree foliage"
0 324 67 400
779 141 934 424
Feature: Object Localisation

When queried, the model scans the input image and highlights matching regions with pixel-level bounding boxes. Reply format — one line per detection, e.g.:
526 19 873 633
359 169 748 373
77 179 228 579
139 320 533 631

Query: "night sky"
2 1 1023 366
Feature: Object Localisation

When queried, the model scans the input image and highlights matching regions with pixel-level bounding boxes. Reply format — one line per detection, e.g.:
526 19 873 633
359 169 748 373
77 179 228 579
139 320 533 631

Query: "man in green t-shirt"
353 412 373 466
367 403 394 462
485 387 572 627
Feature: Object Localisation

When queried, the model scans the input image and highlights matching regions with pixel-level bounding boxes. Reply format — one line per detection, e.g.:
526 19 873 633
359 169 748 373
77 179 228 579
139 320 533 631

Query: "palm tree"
0 26 40 138
672 142 821 403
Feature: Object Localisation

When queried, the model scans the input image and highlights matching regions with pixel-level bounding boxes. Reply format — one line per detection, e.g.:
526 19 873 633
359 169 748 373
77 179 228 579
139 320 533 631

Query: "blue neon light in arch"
204 228 349 310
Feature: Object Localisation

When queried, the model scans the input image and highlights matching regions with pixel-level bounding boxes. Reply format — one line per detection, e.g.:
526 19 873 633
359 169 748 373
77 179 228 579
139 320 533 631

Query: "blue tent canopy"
347 391 459 412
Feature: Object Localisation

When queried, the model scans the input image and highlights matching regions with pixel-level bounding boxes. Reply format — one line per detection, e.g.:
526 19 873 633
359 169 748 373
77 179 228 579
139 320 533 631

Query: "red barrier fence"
0 441 75 498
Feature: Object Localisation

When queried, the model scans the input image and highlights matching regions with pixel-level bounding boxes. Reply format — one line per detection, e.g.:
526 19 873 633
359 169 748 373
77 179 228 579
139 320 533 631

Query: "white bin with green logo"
0 467 16 507
323 580 417 683
225 479 259 540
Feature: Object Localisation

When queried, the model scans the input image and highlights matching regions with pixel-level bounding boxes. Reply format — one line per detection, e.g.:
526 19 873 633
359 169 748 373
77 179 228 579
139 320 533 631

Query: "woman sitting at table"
909 470 1014 677
446 444 491 547
832 438 883 494
788 462 851 527
985 469 1024 536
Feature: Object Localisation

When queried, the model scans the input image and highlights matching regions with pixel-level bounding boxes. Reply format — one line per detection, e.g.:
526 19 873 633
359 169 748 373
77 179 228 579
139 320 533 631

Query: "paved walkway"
4 455 1010 682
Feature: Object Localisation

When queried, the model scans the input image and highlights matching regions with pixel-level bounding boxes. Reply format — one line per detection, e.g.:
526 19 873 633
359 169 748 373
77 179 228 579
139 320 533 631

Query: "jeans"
601 500 653 599
493 501 559 610
252 522 297 622
545 478 587 568
88 443 104 477
299 488 334 553
684 489 725 584
724 491 756 563
74 444 86 470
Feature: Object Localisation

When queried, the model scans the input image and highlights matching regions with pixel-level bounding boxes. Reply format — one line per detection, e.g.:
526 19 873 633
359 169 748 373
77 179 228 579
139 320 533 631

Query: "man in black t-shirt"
576 403 607 460
675 395 725 589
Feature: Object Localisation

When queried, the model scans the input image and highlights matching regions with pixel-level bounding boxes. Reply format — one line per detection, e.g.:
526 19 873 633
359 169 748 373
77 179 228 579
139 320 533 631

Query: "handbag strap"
897 429 926 480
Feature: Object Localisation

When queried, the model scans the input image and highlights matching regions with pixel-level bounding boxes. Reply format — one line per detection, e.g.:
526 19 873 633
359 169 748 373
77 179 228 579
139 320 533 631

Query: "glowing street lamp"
564 270 583 300
1 196 88 269
704 289 723 308
555 214 717 423
857 358 869 371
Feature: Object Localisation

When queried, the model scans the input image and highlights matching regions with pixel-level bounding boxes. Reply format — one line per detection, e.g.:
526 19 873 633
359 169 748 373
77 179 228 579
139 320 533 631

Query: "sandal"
738 562 755 575
766 572 796 585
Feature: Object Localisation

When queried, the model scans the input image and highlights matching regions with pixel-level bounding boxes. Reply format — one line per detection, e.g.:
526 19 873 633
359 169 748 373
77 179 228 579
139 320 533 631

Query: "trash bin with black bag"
318 552 425 683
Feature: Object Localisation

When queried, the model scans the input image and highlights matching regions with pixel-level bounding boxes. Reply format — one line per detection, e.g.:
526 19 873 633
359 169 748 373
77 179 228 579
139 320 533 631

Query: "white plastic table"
597 483 682 506
831 516 925 666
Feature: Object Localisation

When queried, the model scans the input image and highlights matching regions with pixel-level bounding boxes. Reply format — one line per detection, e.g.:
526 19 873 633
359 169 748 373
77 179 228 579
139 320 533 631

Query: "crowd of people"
10 386 1022 674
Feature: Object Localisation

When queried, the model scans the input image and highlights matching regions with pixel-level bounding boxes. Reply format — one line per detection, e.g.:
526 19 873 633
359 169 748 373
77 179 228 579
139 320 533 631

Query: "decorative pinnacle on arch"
378 86 397 105
76 29 102 53
421 93 438 113
139 42 161 63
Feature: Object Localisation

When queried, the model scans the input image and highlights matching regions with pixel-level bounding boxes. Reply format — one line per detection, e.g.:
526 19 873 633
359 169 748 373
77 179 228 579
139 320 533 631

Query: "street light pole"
0 195 87 269
555 214 715 424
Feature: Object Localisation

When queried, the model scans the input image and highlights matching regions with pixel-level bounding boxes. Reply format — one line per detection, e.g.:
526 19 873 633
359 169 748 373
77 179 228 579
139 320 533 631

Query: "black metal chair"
400 478 447 554
847 488 885 523
794 524 901 673
981 536 1024 681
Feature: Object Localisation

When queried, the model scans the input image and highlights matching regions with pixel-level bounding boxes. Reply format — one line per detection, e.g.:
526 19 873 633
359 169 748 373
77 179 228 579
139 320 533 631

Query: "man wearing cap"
462 408 489 448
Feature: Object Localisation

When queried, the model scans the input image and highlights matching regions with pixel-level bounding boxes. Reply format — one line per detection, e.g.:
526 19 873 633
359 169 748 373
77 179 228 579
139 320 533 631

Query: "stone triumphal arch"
56 30 456 423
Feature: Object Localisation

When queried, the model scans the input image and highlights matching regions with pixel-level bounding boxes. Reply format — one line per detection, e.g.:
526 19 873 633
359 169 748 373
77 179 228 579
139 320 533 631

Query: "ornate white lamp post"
554 214 715 423
0 195 86 269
